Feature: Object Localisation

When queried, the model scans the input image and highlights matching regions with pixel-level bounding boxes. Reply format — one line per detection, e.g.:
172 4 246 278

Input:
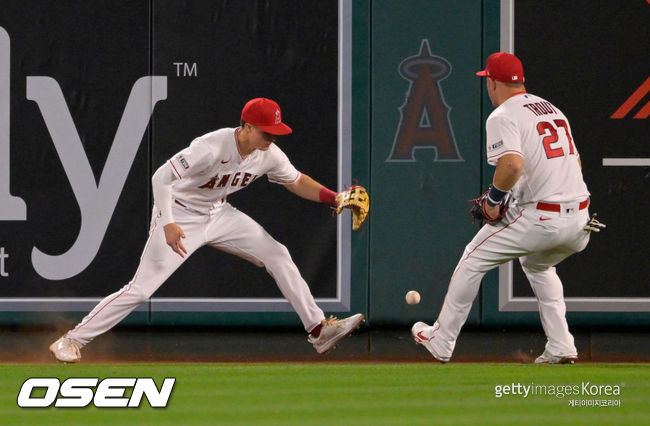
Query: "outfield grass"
0 363 648 425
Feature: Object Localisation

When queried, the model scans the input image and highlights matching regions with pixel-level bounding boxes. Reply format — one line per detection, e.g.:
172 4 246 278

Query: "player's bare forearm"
284 174 328 202
493 154 523 191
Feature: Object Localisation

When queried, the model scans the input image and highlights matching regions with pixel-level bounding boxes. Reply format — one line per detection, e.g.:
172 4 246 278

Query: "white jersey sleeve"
168 137 217 179
266 146 301 184
486 114 524 166
151 162 177 225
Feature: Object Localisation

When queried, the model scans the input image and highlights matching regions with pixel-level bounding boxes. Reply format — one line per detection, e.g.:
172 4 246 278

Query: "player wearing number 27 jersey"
413 53 595 364
486 92 589 205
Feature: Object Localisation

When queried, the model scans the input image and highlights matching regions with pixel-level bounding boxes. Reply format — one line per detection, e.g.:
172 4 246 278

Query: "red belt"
536 199 589 212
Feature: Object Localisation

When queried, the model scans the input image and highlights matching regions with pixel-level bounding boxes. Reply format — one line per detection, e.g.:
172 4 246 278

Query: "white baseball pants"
66 203 326 346
432 202 591 359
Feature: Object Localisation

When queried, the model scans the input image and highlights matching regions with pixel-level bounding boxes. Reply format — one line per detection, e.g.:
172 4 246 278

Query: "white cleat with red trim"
309 314 364 354
49 337 82 363
411 321 450 363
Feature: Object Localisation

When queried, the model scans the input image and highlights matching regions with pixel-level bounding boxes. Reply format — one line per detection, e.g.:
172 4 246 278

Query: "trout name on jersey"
522 101 557 117
198 172 259 189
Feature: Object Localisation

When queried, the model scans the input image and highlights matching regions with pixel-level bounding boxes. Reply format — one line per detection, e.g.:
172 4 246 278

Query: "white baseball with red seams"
418 88 593 362
65 127 325 345
405 290 421 305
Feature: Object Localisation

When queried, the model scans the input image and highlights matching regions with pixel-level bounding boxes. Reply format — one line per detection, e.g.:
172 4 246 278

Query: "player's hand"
163 223 187 258
483 203 501 221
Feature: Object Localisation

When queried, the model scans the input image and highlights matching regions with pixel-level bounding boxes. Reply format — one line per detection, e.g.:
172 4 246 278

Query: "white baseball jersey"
168 127 300 213
485 93 589 204
65 127 326 348
420 92 594 363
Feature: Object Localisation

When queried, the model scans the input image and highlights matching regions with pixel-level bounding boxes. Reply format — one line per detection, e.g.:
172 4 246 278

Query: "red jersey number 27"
537 119 575 159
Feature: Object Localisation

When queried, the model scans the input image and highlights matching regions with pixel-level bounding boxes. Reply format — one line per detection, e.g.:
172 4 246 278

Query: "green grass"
0 363 648 425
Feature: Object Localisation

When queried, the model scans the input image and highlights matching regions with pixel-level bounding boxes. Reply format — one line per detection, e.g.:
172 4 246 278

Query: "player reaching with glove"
412 53 603 364
50 98 368 363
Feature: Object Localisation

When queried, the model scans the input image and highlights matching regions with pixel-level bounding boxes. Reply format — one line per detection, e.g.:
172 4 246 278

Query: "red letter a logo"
387 40 462 162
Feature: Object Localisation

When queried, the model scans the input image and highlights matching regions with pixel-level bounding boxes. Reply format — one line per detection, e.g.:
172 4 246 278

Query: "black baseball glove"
469 186 512 225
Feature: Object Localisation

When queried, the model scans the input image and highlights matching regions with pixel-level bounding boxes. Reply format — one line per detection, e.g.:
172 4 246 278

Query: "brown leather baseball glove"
335 185 369 231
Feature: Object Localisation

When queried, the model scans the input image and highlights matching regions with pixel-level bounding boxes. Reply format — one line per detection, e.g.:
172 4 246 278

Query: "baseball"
405 290 421 305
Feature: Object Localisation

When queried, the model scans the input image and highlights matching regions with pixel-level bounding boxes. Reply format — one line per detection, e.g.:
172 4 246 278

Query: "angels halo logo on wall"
387 39 462 162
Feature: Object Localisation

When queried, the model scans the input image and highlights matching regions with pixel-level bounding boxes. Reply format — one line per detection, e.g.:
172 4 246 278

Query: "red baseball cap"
241 98 292 135
476 52 524 83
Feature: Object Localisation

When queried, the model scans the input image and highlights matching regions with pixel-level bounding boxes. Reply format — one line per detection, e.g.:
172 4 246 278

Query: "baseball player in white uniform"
50 98 364 362
413 53 595 364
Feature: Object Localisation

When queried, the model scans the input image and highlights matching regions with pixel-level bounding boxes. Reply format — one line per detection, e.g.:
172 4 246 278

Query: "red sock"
310 324 322 337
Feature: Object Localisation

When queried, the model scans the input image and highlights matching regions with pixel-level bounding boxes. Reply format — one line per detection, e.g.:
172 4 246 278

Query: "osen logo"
17 377 175 408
